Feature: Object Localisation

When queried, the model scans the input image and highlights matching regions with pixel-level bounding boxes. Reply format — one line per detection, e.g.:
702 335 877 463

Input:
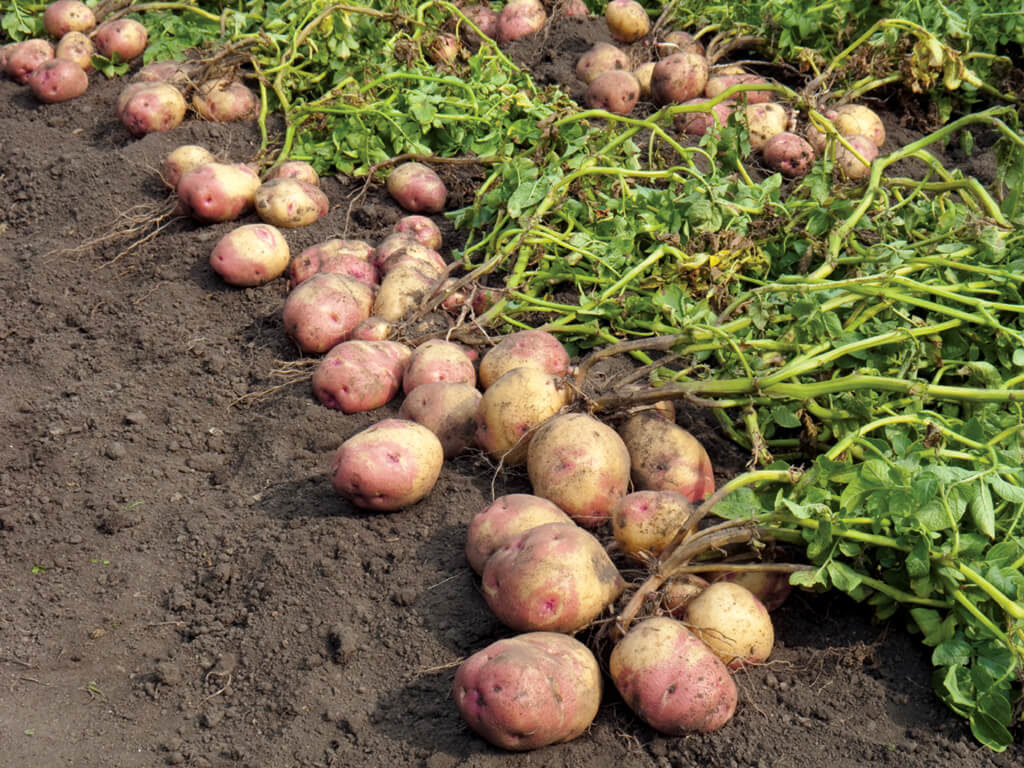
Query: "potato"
526 412 631 529
804 108 839 156
282 272 375 354
617 413 715 503
380 242 446 278
193 78 260 122
475 367 572 465
713 569 792 612
426 33 460 66
162 144 216 189
373 232 419 269
43 0 95 37
478 328 570 389
481 522 625 632
393 214 442 250
330 418 444 511
584 70 640 115
350 316 394 341
705 72 772 104
54 31 93 71
634 61 655 97
745 101 789 152
132 59 197 88
209 223 289 287
312 340 412 413
373 264 443 323
118 82 186 137
28 58 87 103
650 52 709 106
264 160 319 186
93 19 148 61
497 0 547 44
453 632 601 751
176 161 261 223
289 239 377 288
611 490 695 560
658 29 704 57
683 581 774 668
5 39 54 84
836 134 878 180
833 103 885 147
605 0 650 43
575 42 628 85
561 0 589 17
609 617 737 733
402 339 476 394
398 381 482 460
452 4 499 47
762 131 816 177
662 574 709 616
674 97 734 137
255 177 329 228
465 493 573 574
386 162 447 214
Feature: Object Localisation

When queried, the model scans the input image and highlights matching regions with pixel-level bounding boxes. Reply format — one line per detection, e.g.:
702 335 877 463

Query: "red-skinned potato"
762 131 816 177
393 214 442 250
209 223 289 287
54 31 93 71
611 490 695 560
193 78 260 122
289 239 377 289
43 0 95 37
705 72 772 104
349 316 394 341
312 340 412 413
330 418 444 511
386 162 447 214
650 52 709 106
453 4 499 47
662 574 709 616
683 581 774 669
584 70 640 115
402 339 476 394
617 413 715 503
0 43 16 72
465 494 573 574
562 0 589 16
482 522 625 632
380 242 446 278
575 42 628 85
5 39 54 84
118 82 186 136
398 381 482 459
658 30 704 57
713 569 792 612
373 264 443 323
804 108 839 156
478 328 570 390
610 617 737 733
162 145 216 189
453 633 602 751
426 33 460 65
373 232 418 269
497 0 547 43
282 272 375 354
132 59 197 87
836 134 878 180
674 97 734 136
264 160 319 186
94 19 148 60
526 412 631 529
833 103 885 147
745 101 789 152
28 58 87 103
476 367 572 465
176 162 261 223
605 0 649 43
255 178 329 228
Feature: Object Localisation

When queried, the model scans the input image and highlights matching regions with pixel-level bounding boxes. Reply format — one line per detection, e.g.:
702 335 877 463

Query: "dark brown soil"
1 13 1020 768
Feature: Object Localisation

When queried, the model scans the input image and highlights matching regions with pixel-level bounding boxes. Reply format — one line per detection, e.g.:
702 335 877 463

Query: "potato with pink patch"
610 616 737 734
54 31 94 71
5 39 54 84
453 632 602 751
526 412 631 528
288 239 378 289
312 340 411 413
209 223 289 287
162 145 216 189
255 177 329 228
402 339 476 394
617 413 715 503
264 160 320 186
193 78 260 122
386 161 447 214
393 215 442 250
398 381 482 460
611 490 695 559
465 493 573 574
176 162 261 223
94 18 148 60
478 328 570 389
28 58 88 103
481 522 625 632
282 273 374 354
475 367 572 465
330 418 444 511
683 581 775 669
43 0 95 37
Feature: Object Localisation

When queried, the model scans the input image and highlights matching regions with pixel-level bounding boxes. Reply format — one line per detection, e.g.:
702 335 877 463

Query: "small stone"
124 411 147 425
105 442 127 460
166 753 185 766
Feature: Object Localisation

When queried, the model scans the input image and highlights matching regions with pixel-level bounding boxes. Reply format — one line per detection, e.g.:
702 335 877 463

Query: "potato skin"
650 52 709 106
162 145 215 189
132 59 197 87
209 223 290 287
54 31 94 71
5 39 54 84
330 418 444 511
289 239 378 288
373 264 442 323
312 340 412 413
704 72 772 104
674 97 734 137
497 0 547 44
398 381 482 459
282 272 375 354
255 177 329 228
193 78 259 122
609 616 737 734
465 493 573 574
453 632 602 751
584 70 641 115
265 160 320 186
605 0 650 43
683 581 774 669
402 339 476 394
617 413 715 502
526 412 631 528
176 162 261 223
836 134 878 180
478 328 570 390
94 19 148 60
28 57 88 103
119 82 186 137
745 102 789 152
834 103 885 147
713 569 792 612
481 522 625 632
611 490 695 560
575 42 628 85
43 0 96 37
386 162 447 214
475 367 572 465
393 215 442 250
762 131 815 178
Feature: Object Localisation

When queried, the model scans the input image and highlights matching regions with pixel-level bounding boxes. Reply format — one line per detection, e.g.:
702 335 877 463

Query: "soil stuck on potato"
0 12 1018 768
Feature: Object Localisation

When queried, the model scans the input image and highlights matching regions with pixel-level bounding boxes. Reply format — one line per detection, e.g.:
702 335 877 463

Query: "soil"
2 12 1021 768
